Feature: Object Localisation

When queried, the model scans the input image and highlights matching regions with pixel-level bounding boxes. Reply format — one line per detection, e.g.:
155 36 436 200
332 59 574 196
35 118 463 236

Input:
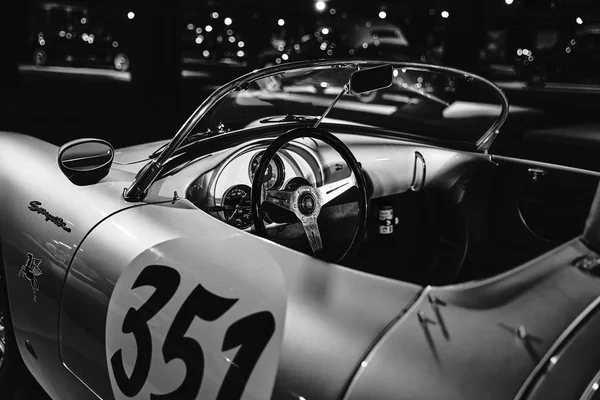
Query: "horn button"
298 192 317 215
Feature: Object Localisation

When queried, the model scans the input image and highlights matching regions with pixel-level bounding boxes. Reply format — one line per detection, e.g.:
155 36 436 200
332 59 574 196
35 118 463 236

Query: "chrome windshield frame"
123 59 509 202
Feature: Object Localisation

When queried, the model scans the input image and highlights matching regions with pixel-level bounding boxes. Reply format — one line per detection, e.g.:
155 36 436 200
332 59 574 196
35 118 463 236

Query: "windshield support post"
313 83 349 129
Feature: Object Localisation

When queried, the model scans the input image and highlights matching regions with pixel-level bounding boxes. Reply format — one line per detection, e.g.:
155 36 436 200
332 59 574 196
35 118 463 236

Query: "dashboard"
163 133 492 233
187 138 348 230
212 143 316 229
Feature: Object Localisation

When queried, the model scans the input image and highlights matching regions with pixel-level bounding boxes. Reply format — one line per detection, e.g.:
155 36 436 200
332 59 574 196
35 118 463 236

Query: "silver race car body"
1 60 600 400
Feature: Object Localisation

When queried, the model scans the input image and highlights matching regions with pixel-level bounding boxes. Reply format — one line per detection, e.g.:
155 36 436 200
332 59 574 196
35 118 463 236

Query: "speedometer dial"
249 151 285 190
221 184 252 229
284 177 311 191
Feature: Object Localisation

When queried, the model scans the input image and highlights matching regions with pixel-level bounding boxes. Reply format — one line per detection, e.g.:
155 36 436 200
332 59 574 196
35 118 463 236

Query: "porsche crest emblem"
19 253 42 302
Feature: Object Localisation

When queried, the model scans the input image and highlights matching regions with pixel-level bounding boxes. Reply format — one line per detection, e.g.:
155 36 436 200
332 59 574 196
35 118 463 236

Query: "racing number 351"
110 264 276 400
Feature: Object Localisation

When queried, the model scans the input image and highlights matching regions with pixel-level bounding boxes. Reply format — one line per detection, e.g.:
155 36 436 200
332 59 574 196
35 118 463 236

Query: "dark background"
1 0 600 150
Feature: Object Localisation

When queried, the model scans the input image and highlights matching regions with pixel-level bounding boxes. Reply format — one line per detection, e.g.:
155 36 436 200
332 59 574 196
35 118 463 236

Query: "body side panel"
0 132 140 399
59 199 422 400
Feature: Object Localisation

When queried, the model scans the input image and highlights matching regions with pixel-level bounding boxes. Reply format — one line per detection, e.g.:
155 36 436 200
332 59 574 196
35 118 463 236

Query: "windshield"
195 61 507 146
124 60 507 202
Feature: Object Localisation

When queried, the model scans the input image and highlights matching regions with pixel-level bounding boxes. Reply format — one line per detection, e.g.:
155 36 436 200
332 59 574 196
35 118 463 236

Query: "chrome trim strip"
62 362 103 400
123 59 508 202
491 155 600 177
580 369 600 400
514 294 600 399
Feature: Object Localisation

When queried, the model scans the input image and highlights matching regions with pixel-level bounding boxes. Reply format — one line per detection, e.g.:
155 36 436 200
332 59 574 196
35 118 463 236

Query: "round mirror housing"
57 138 114 186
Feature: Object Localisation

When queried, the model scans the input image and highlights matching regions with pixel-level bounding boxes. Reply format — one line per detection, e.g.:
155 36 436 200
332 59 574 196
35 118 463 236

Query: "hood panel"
111 139 170 175
113 139 169 164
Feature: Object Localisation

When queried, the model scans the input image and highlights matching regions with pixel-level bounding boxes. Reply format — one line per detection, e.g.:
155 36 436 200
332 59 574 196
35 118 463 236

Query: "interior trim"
491 155 600 177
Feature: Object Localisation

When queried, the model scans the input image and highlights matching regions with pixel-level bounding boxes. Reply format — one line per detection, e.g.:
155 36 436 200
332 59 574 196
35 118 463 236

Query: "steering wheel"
251 127 368 263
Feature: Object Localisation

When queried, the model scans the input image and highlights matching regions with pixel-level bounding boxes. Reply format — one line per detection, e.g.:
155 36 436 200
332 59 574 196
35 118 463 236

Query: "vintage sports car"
1 60 600 400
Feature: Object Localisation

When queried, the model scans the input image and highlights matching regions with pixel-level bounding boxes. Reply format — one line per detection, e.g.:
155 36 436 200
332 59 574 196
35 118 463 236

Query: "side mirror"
57 138 114 186
349 64 393 94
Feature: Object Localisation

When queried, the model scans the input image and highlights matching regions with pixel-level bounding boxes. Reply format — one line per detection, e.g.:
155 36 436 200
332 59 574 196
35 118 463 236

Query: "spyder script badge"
28 201 71 232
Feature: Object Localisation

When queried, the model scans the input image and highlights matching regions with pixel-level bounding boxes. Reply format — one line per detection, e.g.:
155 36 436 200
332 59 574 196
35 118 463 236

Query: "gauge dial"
221 184 253 229
249 151 285 190
284 177 311 191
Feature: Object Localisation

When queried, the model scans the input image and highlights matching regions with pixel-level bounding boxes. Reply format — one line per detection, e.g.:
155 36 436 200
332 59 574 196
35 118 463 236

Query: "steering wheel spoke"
316 172 357 206
264 189 296 212
300 215 323 256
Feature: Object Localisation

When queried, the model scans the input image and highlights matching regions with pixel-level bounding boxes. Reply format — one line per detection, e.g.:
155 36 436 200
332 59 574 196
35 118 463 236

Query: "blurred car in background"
256 21 451 107
30 2 131 72
180 16 249 69
514 23 600 86
257 20 434 68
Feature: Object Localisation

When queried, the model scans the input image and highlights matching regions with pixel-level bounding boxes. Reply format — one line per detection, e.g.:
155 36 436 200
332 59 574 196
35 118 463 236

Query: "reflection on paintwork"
45 240 73 264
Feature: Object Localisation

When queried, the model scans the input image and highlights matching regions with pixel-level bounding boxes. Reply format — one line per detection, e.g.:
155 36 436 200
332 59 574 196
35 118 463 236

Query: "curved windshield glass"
195 62 507 146
124 61 507 202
